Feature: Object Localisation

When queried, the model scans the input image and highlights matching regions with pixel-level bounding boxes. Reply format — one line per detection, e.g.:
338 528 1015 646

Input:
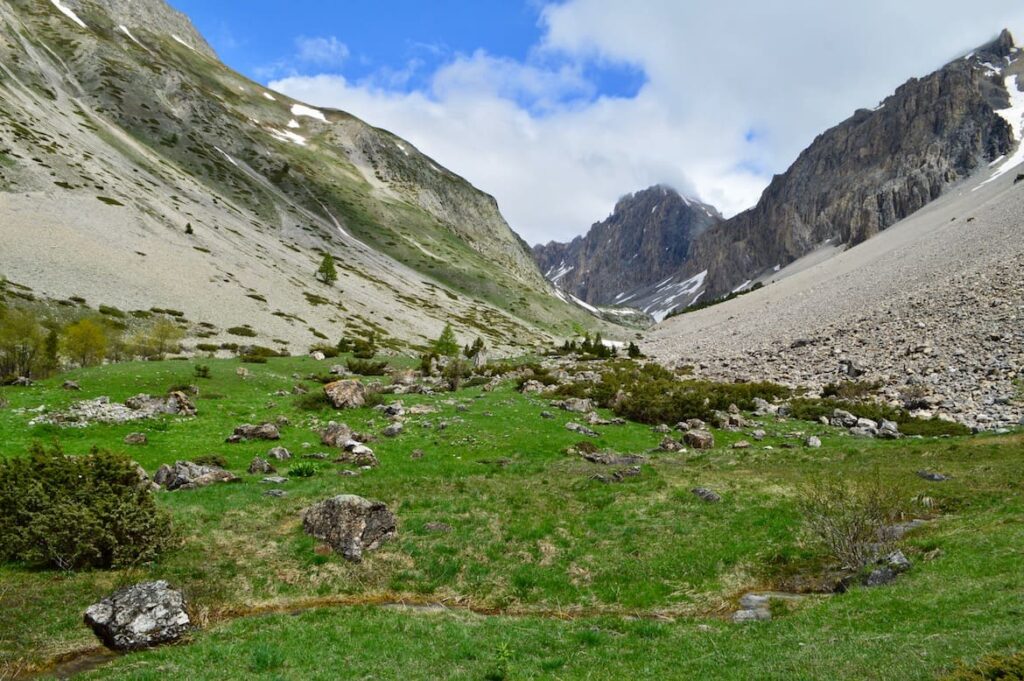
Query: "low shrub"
295 391 331 411
192 454 228 469
822 380 882 400
98 304 126 318
309 344 340 358
797 473 906 570
194 364 211 379
240 354 268 364
944 651 1024 680
196 343 219 353
288 462 318 478
0 444 174 570
347 359 389 376
227 326 257 338
899 418 971 437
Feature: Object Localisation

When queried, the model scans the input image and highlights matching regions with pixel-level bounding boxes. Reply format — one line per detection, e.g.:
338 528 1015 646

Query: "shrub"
347 359 389 376
194 364 211 379
797 473 906 570
240 354 268 364
433 324 460 357
0 444 174 570
944 651 1024 680
899 418 971 437
98 304 126 318
0 307 45 379
61 319 108 367
443 357 470 391
288 462 318 478
309 344 339 358
822 380 881 400
351 334 377 359
228 326 258 338
192 454 228 468
196 343 219 353
295 391 331 411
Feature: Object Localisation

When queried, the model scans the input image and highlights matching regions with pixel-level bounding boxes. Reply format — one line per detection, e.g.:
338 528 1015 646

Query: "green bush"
943 651 1024 680
822 380 882 400
288 462 318 478
192 454 228 468
227 326 258 338
196 343 219 352
899 418 971 437
295 391 332 411
790 398 971 437
194 364 211 379
0 444 174 570
309 344 340 358
240 354 268 364
347 359 389 376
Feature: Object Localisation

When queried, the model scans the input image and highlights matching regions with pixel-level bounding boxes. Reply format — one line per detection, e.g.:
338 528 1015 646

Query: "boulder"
124 432 148 446
153 461 240 491
917 470 950 482
324 380 367 409
248 457 276 474
692 487 722 503
732 440 751 450
566 422 599 437
267 446 292 460
302 495 397 562
659 436 684 452
520 380 546 394
310 351 326 361
382 423 403 437
84 581 190 651
63 380 81 391
560 398 594 413
320 422 353 448
878 420 901 439
227 423 280 443
684 430 715 450
805 436 822 448
336 443 379 468
831 409 859 428
752 429 767 441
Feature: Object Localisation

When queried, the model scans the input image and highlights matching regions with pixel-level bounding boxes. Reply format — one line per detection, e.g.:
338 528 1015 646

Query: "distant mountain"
0 0 614 352
667 29 1022 311
532 186 721 318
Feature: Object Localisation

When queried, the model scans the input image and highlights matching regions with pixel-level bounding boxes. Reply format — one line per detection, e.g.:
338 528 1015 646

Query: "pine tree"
433 324 459 357
316 253 338 285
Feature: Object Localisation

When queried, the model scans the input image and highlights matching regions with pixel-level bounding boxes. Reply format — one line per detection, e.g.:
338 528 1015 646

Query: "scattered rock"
248 457 275 474
878 420 901 439
31 392 197 427
267 446 292 460
261 476 288 485
917 470 950 482
732 440 751 450
227 423 280 443
659 436 684 452
336 443 379 468
124 432 148 446
410 449 425 460
153 461 240 491
323 380 367 409
264 489 288 498
752 429 767 441
540 411 555 419
558 398 594 413
62 380 81 391
310 351 326 361
591 466 642 484
582 451 645 466
805 436 822 448
566 422 599 437
383 423 403 437
865 550 912 587
302 495 397 562
692 487 722 503
84 581 190 652
684 430 715 450
320 422 353 448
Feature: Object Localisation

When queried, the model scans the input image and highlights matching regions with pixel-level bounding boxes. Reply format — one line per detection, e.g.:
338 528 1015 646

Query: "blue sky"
170 1 644 107
167 1 1024 244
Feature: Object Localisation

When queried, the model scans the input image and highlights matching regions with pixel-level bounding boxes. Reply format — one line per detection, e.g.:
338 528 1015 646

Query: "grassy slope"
0 358 1021 679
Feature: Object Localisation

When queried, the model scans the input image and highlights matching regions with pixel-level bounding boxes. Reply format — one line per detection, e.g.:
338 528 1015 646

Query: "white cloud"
295 35 350 67
271 3 1024 245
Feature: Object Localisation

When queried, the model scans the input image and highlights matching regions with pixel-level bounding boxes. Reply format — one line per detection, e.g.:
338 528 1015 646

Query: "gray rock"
84 581 190 651
684 430 715 450
692 487 722 503
917 470 950 482
659 436 684 452
849 426 877 438
805 436 822 448
267 446 292 460
261 476 288 484
153 461 239 491
302 495 397 562
752 429 767 441
383 423 403 437
323 380 367 409
320 422 353 448
227 423 280 443
878 420 901 439
336 444 379 468
124 432 148 445
732 440 751 450
248 457 275 474
264 489 288 498
566 422 599 437
560 398 595 413
63 380 81 391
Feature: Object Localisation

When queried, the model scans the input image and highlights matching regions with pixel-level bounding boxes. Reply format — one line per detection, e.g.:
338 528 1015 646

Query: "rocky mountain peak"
532 184 722 307
58 0 218 59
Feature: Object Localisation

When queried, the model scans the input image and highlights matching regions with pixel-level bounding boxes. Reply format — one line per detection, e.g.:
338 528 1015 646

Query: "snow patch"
291 103 327 122
645 270 708 322
50 0 88 29
731 280 753 294
263 92 277 101
546 262 574 283
171 35 196 52
396 141 410 156
568 293 599 314
118 25 143 47
976 73 1024 189
287 119 301 129
214 147 238 167
268 128 307 146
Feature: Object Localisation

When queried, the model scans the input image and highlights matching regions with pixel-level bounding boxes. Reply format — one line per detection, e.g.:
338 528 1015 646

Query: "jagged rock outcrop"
533 186 721 306
84 581 190 651
683 30 1020 301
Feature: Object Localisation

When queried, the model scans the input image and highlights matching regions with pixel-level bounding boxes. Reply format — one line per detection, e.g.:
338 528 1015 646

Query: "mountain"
532 186 721 319
0 0 614 353
660 29 1023 310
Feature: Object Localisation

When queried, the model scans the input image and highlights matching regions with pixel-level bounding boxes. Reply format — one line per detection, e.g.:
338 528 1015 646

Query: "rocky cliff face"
532 186 721 306
0 0 612 350
683 30 1020 301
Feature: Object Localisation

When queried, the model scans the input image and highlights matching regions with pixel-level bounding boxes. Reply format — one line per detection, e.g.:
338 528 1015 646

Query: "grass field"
0 356 1021 679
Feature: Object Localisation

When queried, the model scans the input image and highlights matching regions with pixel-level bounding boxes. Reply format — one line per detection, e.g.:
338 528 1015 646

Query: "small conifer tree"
316 253 338 285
